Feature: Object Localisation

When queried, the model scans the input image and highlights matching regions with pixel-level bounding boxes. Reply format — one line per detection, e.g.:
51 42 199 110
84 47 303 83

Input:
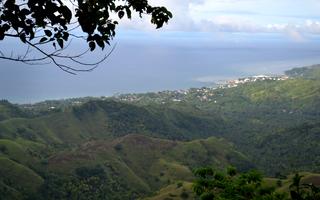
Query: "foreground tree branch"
0 0 172 74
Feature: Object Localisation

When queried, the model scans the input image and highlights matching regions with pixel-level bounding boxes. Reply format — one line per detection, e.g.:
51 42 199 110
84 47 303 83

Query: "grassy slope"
0 65 319 198
192 68 320 175
46 134 251 198
0 132 249 199
1 67 318 176
103 67 320 176
0 157 43 194
264 172 320 193
144 182 195 200
0 138 48 198
0 100 29 121
0 99 232 199
0 100 224 145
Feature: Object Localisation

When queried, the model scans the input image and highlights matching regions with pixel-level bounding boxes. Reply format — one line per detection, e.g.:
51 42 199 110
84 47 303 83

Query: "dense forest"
0 65 320 199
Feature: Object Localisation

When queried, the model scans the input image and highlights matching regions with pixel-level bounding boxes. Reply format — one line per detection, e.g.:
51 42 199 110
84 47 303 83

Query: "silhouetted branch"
0 0 172 73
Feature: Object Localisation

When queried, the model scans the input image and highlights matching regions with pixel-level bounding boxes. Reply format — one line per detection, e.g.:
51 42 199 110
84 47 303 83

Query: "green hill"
200 70 320 175
107 65 320 176
1 133 251 199
0 100 225 144
285 64 320 80
144 181 195 200
46 135 250 194
0 100 29 121
0 65 320 199
146 172 320 200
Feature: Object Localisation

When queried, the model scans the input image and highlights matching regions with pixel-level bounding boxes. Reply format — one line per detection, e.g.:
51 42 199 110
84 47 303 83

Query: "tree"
0 0 172 74
192 167 288 200
192 167 320 200
289 174 320 200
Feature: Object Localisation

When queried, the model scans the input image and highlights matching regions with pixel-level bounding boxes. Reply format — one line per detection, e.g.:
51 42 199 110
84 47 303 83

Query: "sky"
123 0 320 38
2 0 320 103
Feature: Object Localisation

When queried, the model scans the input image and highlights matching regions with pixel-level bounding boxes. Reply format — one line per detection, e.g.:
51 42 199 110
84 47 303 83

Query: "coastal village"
20 74 290 111
222 75 289 88
114 74 290 104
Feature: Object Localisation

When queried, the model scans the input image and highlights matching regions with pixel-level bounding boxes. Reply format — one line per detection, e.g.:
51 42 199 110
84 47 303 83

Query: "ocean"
1 32 320 103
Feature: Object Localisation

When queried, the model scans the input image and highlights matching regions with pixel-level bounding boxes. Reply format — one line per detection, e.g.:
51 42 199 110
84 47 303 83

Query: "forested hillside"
114 65 320 175
0 65 320 199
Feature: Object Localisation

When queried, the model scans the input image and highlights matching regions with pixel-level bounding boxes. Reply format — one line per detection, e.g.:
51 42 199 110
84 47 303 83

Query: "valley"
0 65 320 199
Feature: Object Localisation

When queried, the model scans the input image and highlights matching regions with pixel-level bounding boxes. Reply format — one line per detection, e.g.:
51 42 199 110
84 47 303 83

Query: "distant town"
114 74 290 104
20 74 290 111
222 74 289 89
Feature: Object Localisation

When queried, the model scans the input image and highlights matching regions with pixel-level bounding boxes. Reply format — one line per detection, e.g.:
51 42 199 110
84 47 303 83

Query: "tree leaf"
39 37 48 43
96 39 105 50
118 11 125 19
62 32 69 41
125 7 131 19
20 9 31 16
19 33 27 43
57 38 64 48
44 30 52 37
89 41 96 51
0 29 4 40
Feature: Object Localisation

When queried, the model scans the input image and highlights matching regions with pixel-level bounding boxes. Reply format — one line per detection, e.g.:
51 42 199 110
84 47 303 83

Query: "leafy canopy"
192 167 287 200
192 167 320 200
0 0 172 73
0 0 172 50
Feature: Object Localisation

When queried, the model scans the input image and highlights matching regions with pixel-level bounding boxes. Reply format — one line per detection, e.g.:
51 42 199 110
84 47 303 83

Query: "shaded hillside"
252 122 320 175
108 65 320 176
0 100 30 121
0 65 320 199
0 99 224 145
101 65 320 176
0 135 251 200
2 66 320 177
47 135 251 192
0 138 48 199
201 70 320 175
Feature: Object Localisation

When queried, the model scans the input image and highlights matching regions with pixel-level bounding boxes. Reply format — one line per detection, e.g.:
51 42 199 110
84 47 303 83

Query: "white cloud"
305 20 320 34
116 0 320 39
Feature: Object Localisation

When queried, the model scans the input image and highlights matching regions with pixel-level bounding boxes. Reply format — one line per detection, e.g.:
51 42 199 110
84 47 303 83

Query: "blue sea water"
1 32 320 103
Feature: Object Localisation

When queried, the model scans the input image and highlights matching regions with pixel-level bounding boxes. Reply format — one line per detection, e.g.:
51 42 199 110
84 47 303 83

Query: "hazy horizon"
2 0 320 103
2 33 320 104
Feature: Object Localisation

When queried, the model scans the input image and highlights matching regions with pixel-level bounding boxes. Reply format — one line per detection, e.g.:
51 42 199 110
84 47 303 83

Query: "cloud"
305 20 320 34
116 0 320 39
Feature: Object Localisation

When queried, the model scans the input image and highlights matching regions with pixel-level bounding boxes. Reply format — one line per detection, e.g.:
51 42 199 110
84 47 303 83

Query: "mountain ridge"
0 65 320 199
